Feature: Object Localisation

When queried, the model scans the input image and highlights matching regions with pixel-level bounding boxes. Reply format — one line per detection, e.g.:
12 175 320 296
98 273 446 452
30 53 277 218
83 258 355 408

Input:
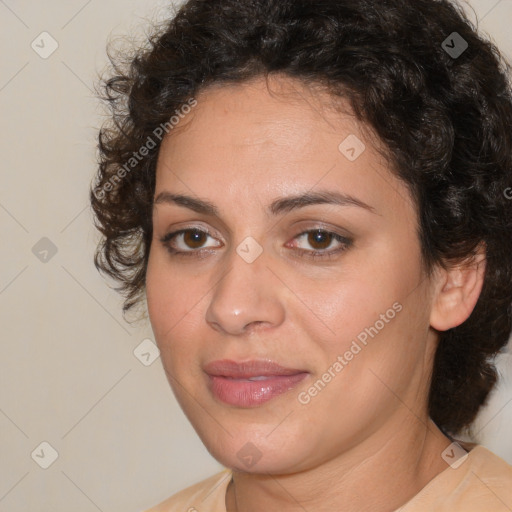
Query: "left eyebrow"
268 190 377 216
153 189 377 216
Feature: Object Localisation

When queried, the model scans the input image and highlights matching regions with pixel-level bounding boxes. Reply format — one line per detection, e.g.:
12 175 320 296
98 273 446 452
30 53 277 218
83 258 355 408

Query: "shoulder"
399 445 512 512
465 445 512 495
143 469 232 512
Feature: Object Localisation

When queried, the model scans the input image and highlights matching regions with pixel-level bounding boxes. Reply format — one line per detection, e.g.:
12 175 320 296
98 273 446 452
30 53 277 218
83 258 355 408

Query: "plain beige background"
0 0 511 511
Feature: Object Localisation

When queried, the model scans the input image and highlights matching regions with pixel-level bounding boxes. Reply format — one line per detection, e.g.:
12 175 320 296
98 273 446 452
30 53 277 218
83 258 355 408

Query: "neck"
226 418 452 512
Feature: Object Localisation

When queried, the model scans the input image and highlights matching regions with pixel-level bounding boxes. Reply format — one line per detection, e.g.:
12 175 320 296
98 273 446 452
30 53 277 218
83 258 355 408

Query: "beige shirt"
145 445 512 512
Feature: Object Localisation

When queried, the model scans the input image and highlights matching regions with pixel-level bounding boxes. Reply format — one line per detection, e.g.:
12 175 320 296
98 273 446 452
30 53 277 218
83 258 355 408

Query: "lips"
204 359 306 378
204 359 309 407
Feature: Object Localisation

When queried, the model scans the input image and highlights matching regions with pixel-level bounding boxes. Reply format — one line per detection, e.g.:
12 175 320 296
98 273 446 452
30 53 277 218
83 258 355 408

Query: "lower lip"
208 373 308 407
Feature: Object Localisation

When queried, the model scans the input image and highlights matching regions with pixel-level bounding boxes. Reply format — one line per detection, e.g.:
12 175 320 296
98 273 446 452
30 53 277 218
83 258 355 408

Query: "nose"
205 245 286 336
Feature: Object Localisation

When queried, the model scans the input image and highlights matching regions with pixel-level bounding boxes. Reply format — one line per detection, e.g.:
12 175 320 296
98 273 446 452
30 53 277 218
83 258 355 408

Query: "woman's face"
146 75 439 473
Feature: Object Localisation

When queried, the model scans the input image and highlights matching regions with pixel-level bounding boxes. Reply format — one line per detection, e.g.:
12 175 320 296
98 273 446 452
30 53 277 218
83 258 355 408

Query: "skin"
145 74 486 511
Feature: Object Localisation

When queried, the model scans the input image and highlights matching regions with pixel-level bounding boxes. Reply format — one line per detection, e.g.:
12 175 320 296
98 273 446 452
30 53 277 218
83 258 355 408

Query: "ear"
430 244 486 331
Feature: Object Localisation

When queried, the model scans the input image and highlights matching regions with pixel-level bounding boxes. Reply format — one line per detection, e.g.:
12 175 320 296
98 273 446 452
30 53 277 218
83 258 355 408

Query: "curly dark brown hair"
90 0 512 436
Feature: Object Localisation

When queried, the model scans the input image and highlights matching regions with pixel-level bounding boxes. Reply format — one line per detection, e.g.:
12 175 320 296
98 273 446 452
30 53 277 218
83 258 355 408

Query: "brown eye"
307 230 334 250
183 229 208 249
291 229 352 260
160 228 221 257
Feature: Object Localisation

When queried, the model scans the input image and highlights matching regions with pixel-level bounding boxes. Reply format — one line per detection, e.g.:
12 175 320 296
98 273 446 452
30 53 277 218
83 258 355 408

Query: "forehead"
154 74 415 222
165 75 357 152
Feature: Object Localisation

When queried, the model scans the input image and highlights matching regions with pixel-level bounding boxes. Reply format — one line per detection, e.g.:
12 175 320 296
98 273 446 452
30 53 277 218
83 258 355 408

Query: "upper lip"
204 359 307 378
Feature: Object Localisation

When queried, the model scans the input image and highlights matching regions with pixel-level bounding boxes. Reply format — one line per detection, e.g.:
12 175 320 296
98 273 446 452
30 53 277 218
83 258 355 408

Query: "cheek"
146 251 190 343
310 244 427 374
145 253 170 335
308 268 399 349
145 249 212 371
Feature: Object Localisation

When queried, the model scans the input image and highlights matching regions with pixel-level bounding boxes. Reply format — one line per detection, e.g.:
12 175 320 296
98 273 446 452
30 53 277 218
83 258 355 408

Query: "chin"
195 421 310 474
212 447 304 475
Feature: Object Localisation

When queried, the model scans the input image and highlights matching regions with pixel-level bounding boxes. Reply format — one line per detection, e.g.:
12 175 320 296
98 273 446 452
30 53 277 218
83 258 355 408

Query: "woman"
90 0 512 510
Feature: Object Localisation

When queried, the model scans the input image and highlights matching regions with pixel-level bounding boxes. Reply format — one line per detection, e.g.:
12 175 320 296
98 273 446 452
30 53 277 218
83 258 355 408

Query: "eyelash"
159 227 352 260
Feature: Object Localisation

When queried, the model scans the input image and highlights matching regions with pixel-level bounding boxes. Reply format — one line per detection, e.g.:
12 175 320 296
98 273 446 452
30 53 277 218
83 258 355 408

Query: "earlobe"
429 246 486 332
